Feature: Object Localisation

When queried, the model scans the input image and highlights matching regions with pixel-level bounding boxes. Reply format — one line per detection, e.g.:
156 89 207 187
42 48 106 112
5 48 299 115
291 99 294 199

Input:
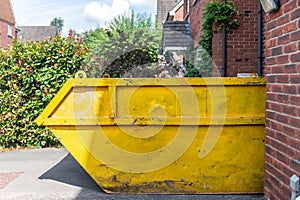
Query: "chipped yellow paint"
36 73 266 194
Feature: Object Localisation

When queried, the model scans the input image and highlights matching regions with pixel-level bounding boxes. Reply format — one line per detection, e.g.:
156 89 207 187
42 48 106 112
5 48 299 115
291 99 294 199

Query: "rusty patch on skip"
0 172 23 189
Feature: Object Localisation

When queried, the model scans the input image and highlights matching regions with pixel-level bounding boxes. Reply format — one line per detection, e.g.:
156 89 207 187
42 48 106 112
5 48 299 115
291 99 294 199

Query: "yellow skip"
36 72 266 194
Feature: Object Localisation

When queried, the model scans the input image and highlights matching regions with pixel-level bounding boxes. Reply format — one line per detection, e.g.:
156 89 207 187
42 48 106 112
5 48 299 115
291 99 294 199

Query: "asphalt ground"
0 148 264 200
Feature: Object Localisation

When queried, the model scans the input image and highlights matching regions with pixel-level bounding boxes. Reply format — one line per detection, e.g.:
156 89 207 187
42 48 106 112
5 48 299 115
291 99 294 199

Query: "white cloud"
83 0 130 24
128 0 147 5
129 0 156 7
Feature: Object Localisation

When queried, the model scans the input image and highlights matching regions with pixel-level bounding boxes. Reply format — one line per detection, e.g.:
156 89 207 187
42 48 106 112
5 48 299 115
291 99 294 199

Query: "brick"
265 162 278 178
266 110 277 121
271 28 283 37
290 117 300 128
291 30 300 42
268 38 277 48
283 64 297 73
282 144 297 159
282 104 297 115
266 144 276 157
271 46 282 56
271 66 284 73
276 55 289 64
265 136 272 146
275 150 289 165
276 75 289 83
284 43 297 53
266 20 278 31
288 137 300 151
266 75 276 83
271 84 283 93
282 85 297 94
291 7 300 20
290 95 300 106
270 138 284 152
276 113 289 124
283 125 296 138
283 0 297 13
290 75 300 84
277 14 290 26
282 164 296 180
265 49 271 57
278 34 290 45
290 159 300 172
270 102 281 112
291 52 300 62
275 132 288 143
277 94 289 104
266 57 276 65
283 21 297 34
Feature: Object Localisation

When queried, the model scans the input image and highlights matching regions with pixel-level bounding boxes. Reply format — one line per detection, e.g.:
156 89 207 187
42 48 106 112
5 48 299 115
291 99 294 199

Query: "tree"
83 12 161 78
50 17 64 34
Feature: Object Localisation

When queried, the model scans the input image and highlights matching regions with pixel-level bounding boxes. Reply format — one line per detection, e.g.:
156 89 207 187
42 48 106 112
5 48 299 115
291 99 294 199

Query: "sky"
10 0 157 35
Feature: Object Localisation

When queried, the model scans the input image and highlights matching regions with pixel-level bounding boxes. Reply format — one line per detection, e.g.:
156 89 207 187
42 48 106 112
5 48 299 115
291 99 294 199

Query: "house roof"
0 0 15 24
168 0 184 18
18 26 59 42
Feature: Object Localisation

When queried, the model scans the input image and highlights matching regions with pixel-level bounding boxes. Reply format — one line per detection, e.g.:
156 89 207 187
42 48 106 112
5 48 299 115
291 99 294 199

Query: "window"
7 25 12 36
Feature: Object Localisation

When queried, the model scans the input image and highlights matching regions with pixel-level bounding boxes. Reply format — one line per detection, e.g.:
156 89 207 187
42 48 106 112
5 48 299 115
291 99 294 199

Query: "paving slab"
0 148 264 200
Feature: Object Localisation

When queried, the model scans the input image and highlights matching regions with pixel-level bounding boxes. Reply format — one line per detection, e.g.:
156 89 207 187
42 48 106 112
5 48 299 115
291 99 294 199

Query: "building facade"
264 0 300 199
0 0 16 47
183 0 260 77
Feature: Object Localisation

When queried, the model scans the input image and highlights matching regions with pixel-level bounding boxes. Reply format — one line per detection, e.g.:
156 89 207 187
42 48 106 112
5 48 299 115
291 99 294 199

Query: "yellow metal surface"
36 75 266 194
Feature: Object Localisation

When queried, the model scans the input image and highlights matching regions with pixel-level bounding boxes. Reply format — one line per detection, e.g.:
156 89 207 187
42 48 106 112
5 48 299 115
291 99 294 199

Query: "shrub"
0 32 89 149
83 12 161 78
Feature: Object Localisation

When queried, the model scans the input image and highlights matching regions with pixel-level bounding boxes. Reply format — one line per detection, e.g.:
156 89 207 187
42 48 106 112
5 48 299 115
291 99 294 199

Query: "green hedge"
0 34 89 149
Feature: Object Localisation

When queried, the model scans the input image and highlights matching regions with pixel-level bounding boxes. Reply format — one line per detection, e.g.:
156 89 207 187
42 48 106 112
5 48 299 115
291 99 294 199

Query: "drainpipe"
258 0 263 76
222 0 227 77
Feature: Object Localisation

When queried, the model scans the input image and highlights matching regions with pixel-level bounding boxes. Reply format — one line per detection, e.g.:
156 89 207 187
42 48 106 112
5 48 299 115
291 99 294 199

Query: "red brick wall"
174 4 184 21
186 0 259 77
264 0 300 199
0 20 15 47
212 0 259 76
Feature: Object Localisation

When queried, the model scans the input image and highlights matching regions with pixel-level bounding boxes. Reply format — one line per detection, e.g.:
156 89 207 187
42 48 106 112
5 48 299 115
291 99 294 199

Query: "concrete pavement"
0 148 264 200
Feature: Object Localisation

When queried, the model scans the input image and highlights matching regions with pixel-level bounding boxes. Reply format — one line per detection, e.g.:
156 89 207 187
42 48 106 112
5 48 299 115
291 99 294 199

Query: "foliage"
198 0 239 76
83 12 161 78
183 61 203 77
0 32 89 149
50 17 64 34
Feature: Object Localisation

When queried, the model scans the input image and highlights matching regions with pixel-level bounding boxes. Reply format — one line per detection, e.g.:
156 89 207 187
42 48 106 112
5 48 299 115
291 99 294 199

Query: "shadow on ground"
39 153 102 192
39 153 264 200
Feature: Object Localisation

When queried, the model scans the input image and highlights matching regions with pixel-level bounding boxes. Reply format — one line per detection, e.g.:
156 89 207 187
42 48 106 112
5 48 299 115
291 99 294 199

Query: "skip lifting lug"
75 70 87 86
